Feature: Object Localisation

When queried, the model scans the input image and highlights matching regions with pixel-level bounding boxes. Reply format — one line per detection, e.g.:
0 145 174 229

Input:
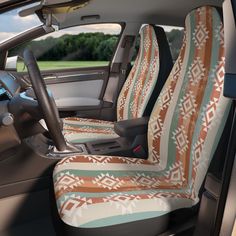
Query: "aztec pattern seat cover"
53 6 231 232
63 25 161 144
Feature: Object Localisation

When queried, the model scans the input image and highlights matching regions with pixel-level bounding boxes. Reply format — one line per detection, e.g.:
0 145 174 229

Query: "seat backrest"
148 6 231 199
117 25 172 121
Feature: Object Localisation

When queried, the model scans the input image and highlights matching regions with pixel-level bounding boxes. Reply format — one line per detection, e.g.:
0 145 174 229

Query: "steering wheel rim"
23 49 67 151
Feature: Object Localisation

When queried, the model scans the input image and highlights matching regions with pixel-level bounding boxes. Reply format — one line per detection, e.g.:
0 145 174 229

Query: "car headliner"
50 0 223 29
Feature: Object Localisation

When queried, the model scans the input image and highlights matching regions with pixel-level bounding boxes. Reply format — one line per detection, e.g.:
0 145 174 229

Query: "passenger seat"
63 25 173 144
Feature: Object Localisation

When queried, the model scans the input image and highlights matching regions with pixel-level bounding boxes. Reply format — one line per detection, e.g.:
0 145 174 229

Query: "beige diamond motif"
193 22 209 49
193 139 205 172
93 173 124 190
172 126 189 154
188 58 205 85
132 173 159 188
150 116 163 137
202 101 217 132
215 24 224 46
172 59 182 80
213 59 225 92
164 161 185 185
159 87 173 110
104 194 141 214
55 172 84 191
179 92 197 119
149 149 160 164
61 195 92 217
86 155 112 164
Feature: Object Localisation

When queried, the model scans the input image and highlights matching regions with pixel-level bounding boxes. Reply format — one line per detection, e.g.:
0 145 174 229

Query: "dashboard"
0 71 21 100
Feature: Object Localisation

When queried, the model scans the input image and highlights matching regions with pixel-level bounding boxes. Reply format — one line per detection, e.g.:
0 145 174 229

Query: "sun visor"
19 0 90 22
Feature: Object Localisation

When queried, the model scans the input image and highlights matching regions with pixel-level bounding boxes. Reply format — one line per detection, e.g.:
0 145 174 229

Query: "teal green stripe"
54 169 165 179
56 187 196 202
79 211 169 228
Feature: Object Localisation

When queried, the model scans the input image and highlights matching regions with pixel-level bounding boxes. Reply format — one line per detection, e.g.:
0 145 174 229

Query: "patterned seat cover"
63 25 161 143
54 6 230 230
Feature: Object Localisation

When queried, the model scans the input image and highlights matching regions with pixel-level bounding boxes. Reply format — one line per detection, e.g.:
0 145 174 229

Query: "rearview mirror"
5 56 26 72
5 56 19 71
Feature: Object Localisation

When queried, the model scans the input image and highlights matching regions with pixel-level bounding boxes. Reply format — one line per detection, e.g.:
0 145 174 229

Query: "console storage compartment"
114 117 149 137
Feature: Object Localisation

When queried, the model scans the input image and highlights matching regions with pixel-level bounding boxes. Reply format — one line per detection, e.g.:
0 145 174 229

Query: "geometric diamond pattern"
188 57 206 85
202 99 218 132
158 86 173 110
55 172 84 191
149 115 163 137
144 28 151 52
150 56 159 77
172 59 182 81
140 58 148 74
132 173 159 188
118 157 145 165
192 138 205 173
92 173 124 190
172 126 189 154
149 149 160 164
215 24 224 46
60 195 92 218
212 58 225 92
164 161 186 186
103 194 141 214
193 22 209 49
86 155 113 164
179 91 197 119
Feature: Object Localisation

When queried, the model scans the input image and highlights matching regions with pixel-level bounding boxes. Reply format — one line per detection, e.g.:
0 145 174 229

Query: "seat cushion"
53 155 195 230
63 118 119 143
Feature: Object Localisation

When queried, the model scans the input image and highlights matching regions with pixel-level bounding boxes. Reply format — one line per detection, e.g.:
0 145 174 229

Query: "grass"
17 61 109 72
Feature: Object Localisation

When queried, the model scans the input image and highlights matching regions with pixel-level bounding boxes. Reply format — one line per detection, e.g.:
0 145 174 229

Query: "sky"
0 5 183 43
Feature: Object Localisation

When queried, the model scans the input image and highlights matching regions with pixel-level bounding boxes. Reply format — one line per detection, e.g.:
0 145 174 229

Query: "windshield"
0 3 41 43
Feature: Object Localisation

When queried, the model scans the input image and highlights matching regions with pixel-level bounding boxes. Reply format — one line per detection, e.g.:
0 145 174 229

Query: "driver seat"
52 6 230 236
62 25 173 144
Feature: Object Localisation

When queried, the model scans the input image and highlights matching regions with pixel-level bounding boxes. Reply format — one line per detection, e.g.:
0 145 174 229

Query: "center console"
25 117 149 159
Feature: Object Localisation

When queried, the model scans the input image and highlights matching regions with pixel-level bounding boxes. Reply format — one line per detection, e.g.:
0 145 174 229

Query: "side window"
164 26 184 61
132 25 184 63
9 23 122 71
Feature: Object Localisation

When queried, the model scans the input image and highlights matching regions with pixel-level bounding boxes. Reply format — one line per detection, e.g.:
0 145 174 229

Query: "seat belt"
117 35 135 93
103 35 134 106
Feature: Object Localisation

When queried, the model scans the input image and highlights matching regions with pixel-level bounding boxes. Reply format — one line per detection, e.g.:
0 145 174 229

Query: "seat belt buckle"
133 145 146 158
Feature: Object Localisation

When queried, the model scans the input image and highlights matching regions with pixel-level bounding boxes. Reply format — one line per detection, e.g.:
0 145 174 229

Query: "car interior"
0 0 235 235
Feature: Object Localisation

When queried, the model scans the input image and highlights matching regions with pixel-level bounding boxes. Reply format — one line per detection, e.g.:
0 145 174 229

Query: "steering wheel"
23 49 67 151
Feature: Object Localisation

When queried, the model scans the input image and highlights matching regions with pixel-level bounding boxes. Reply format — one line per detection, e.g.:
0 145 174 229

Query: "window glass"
164 26 184 61
8 23 122 71
0 3 41 43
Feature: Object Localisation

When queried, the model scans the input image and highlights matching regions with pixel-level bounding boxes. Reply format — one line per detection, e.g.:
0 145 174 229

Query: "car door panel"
47 79 104 109
42 66 111 118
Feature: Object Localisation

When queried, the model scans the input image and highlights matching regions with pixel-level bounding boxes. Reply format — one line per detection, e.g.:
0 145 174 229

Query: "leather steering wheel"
23 49 67 151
